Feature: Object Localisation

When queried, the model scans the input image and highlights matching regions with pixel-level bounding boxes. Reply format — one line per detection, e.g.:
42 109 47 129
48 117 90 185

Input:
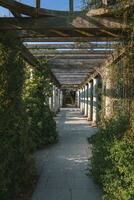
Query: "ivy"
23 63 58 149
88 114 134 200
0 32 35 200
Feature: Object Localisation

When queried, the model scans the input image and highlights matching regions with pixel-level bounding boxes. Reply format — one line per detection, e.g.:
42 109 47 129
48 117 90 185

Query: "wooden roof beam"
22 37 119 43
30 49 113 55
48 59 105 65
35 55 108 59
0 16 127 31
21 45 61 87
25 43 117 50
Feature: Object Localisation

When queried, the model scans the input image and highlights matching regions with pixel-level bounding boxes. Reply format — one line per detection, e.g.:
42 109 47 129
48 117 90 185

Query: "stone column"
59 90 63 108
57 88 60 112
82 87 85 114
84 84 88 116
56 88 59 111
80 88 83 112
52 85 56 112
49 96 52 110
88 81 93 121
92 77 99 125
76 90 80 108
103 67 114 118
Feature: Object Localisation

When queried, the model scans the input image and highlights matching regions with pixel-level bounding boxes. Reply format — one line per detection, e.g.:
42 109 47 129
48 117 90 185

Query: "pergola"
0 0 131 88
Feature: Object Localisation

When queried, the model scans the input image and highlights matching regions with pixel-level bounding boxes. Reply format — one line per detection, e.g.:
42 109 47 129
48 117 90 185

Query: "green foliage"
89 114 134 200
103 136 134 200
23 64 58 149
0 32 35 200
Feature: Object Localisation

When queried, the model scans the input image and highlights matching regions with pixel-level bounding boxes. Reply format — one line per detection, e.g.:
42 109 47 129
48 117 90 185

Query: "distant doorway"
63 89 76 107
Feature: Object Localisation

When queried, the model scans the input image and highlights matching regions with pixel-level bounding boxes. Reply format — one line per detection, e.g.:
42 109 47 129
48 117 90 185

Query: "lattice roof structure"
0 0 133 88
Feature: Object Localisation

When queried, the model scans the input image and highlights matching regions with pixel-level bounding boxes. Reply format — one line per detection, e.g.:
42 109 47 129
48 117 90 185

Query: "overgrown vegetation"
87 1 134 199
23 64 58 149
0 32 35 200
0 32 58 199
89 113 134 200
89 48 134 200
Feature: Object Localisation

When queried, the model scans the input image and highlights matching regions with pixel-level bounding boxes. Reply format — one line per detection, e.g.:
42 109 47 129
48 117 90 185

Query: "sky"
0 0 83 16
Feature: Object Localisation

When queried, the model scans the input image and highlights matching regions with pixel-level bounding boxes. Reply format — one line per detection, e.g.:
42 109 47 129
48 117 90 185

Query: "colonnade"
49 85 63 113
76 76 99 126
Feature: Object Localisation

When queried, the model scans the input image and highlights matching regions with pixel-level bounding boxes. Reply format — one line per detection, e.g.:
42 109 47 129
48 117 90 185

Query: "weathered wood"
23 37 119 42
0 0 37 17
30 49 112 55
48 58 105 65
21 46 61 87
25 43 117 49
80 46 128 87
35 55 108 59
0 16 127 31
51 67 95 71
56 74 87 78
36 0 40 9
0 0 83 17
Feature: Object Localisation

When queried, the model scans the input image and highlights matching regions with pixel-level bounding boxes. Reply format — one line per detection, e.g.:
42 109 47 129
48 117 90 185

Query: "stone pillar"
88 81 93 121
80 88 83 112
56 88 60 112
76 90 80 108
52 85 56 112
59 90 63 108
92 77 99 126
84 84 88 116
104 67 114 118
82 87 85 114
56 88 59 111
49 96 52 110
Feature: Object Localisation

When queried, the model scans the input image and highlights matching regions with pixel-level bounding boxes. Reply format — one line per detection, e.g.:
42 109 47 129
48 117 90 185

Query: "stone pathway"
32 108 102 200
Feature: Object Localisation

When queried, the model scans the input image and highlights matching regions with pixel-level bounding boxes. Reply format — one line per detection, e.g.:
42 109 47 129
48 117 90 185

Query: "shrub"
23 64 58 149
0 32 35 200
103 136 134 200
89 114 134 199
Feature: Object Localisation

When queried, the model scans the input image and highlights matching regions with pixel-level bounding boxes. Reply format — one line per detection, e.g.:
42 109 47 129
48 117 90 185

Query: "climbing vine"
0 32 58 199
86 1 134 200
23 62 58 149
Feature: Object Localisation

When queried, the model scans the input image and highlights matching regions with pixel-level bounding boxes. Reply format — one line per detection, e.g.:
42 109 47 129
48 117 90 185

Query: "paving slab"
32 108 102 200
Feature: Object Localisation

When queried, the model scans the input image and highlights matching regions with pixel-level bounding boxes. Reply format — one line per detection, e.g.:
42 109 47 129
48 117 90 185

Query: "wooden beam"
0 16 127 31
21 45 61 87
36 0 40 16
0 0 132 18
36 0 40 9
0 16 97 30
30 49 112 55
48 58 105 65
80 46 128 87
22 37 118 42
56 74 87 78
0 0 37 17
35 55 108 59
25 43 117 49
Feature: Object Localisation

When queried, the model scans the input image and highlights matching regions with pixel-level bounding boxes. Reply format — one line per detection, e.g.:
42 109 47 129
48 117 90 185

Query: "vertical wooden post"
69 0 74 12
36 0 40 16
36 0 40 9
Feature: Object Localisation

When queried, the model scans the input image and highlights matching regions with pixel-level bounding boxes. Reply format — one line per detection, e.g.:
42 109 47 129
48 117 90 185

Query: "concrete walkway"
32 108 102 200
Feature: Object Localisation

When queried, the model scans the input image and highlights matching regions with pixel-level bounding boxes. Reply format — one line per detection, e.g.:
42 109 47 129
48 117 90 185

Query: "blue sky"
0 0 83 16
